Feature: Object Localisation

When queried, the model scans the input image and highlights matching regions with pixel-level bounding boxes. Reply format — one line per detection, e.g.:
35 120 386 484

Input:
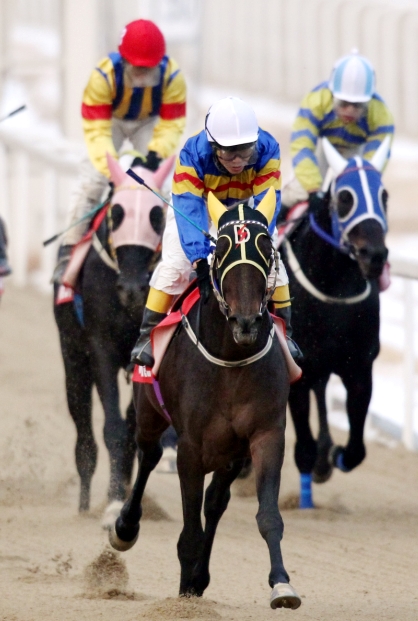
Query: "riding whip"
126 168 216 244
0 105 26 123
42 196 111 246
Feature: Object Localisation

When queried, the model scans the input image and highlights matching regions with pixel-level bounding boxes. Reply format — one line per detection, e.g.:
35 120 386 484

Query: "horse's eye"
337 189 355 219
111 203 125 230
215 236 230 260
380 188 389 214
257 234 272 260
149 206 164 235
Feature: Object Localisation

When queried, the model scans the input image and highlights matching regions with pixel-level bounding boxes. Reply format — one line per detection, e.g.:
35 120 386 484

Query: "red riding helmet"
118 19 166 67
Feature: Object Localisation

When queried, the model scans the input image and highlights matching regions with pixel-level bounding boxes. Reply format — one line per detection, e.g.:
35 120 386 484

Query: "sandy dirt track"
1 284 418 621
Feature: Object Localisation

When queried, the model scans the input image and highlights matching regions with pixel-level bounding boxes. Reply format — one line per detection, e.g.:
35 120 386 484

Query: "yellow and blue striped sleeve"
148 58 187 159
290 87 332 192
81 57 118 177
363 98 394 168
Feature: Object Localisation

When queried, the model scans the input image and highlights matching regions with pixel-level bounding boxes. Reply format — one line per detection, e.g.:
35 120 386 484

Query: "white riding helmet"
205 97 259 147
329 49 375 103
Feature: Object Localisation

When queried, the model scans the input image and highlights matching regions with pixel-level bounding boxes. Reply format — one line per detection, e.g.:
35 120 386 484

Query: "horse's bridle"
209 218 279 318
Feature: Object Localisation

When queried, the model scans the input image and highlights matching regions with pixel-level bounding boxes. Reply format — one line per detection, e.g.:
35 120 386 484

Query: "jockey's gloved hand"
195 259 211 304
308 191 325 214
141 150 162 172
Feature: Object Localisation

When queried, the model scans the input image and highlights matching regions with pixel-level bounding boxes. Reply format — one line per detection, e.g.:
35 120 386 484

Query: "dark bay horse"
108 189 302 610
53 155 174 527
282 137 390 508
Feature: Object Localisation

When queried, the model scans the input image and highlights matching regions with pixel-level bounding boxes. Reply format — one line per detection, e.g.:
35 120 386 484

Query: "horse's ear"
256 187 276 225
322 138 347 175
106 152 126 186
208 191 227 227
153 155 176 189
370 135 391 172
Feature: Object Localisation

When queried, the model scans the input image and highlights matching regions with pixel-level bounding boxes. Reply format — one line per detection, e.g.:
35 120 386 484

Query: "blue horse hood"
331 155 387 245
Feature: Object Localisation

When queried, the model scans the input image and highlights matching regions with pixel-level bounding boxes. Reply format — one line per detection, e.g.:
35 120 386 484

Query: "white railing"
0 127 83 290
389 257 418 450
0 123 416 451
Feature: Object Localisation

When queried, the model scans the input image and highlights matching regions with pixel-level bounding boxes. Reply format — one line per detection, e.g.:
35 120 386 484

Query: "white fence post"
402 278 415 450
12 152 30 287
40 167 58 291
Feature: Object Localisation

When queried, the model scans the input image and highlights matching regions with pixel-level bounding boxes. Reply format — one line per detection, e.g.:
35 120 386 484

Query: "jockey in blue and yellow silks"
282 50 394 212
131 96 302 367
53 19 186 283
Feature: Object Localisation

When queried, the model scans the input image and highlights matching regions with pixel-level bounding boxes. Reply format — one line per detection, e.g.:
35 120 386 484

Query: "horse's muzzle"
116 280 148 319
354 245 388 280
228 313 262 345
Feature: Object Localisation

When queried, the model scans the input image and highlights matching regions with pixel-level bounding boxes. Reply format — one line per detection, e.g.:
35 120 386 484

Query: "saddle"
132 284 302 385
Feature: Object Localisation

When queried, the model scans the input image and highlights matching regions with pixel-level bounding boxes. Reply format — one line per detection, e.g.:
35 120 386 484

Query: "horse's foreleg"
288 379 317 473
109 436 164 551
190 460 244 595
312 374 334 483
250 429 301 610
92 355 128 503
176 442 205 596
288 379 317 508
122 399 137 490
64 353 96 513
335 368 372 472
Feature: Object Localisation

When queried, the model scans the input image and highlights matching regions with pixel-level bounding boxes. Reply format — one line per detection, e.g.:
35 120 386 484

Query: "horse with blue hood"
281 135 390 508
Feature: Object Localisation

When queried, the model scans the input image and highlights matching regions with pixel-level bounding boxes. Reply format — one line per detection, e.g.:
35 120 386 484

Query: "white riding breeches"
281 139 364 208
62 117 158 245
150 206 289 296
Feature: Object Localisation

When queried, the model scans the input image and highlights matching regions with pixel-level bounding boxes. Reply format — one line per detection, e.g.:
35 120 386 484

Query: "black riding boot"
130 308 167 368
52 244 74 285
275 305 303 362
0 217 11 276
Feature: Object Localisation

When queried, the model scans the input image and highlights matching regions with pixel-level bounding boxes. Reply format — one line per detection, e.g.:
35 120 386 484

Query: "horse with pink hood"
54 155 174 529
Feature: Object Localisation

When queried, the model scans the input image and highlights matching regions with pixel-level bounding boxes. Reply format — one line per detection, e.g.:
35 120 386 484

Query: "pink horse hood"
106 154 175 250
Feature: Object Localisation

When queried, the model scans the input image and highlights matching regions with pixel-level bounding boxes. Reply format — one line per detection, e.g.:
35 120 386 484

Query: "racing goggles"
334 99 368 114
215 143 258 165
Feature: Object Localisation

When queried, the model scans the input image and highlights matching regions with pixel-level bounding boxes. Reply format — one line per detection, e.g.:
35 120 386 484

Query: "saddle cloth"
55 205 109 306
133 286 302 384
276 201 308 249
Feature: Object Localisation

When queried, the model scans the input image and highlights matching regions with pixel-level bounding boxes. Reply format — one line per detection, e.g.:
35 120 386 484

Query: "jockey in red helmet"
53 19 186 284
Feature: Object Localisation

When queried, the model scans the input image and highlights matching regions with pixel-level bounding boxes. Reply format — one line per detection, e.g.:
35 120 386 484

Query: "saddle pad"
133 286 301 384
61 204 109 290
277 201 308 248
152 287 200 376
55 284 75 305
271 315 302 384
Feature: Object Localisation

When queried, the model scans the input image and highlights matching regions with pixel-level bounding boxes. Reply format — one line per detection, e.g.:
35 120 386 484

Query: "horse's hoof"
101 500 124 531
312 464 333 484
108 521 139 552
270 582 301 610
329 445 350 472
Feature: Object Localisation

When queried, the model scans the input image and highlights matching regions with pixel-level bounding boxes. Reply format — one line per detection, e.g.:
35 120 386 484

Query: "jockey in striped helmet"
52 19 187 284
282 49 394 215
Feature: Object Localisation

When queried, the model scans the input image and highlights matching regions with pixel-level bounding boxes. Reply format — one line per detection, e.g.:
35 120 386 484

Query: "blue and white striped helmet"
329 49 375 103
